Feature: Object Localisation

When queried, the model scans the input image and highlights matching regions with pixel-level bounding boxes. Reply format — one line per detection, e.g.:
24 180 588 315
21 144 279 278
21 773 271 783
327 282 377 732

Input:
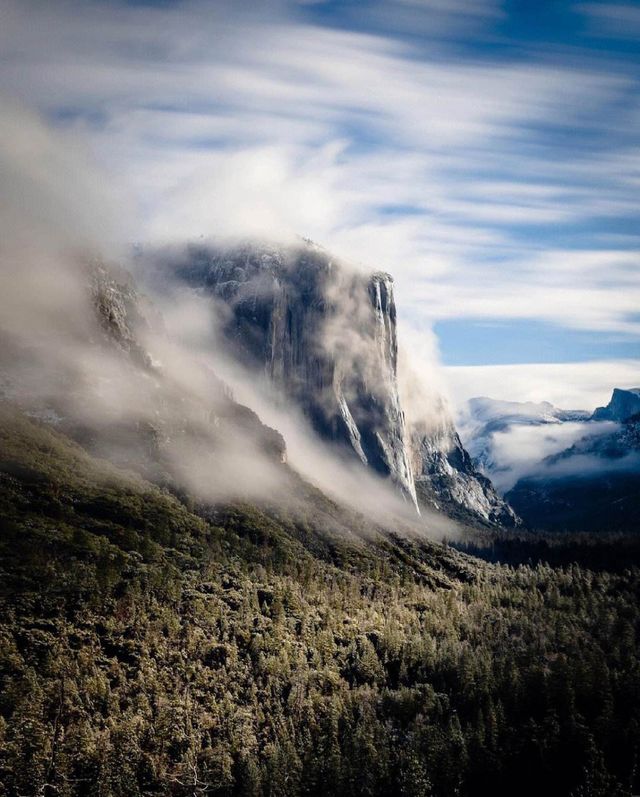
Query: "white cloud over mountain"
0 0 637 406
447 360 640 412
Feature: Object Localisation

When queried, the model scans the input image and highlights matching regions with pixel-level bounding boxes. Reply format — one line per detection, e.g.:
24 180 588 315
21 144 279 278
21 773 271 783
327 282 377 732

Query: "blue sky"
436 318 640 366
0 0 638 405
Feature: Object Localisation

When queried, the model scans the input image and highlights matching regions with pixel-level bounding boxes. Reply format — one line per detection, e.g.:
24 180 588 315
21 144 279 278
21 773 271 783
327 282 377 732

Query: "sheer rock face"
592 388 640 423
176 241 418 507
173 240 518 526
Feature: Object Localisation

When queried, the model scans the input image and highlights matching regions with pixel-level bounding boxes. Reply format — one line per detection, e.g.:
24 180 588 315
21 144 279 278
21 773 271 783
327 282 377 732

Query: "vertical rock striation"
171 239 517 525
174 241 418 506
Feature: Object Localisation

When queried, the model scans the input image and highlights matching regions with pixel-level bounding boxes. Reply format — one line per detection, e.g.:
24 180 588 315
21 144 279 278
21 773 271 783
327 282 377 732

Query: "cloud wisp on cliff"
0 107 460 536
0 0 638 405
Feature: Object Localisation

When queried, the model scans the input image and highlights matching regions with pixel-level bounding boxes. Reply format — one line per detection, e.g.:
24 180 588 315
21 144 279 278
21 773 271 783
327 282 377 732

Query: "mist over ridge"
0 105 472 539
133 236 518 529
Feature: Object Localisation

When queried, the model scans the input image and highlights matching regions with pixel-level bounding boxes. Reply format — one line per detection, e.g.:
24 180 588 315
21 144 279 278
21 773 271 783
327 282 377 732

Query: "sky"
0 0 638 410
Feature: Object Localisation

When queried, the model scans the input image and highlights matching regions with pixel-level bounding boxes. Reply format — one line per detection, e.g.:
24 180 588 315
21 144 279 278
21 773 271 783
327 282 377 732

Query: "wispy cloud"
0 0 638 393
472 420 618 493
577 3 640 40
446 360 640 412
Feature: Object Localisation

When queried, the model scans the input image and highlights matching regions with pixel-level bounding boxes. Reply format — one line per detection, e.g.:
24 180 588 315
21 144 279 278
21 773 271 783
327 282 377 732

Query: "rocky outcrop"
592 388 640 422
89 261 162 369
1 259 287 487
89 260 287 472
169 239 517 526
173 240 417 506
409 418 519 528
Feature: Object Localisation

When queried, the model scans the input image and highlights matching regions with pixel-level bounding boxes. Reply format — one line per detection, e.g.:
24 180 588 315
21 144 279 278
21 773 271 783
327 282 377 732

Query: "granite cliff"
167 240 517 527
592 387 640 422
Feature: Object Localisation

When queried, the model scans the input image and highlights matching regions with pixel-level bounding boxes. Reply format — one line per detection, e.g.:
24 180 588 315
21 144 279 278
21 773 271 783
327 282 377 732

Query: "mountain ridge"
461 390 640 533
592 387 640 422
154 239 517 529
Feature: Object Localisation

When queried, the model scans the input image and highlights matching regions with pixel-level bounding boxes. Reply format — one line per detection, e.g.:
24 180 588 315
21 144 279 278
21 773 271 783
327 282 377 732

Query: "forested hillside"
1 404 639 797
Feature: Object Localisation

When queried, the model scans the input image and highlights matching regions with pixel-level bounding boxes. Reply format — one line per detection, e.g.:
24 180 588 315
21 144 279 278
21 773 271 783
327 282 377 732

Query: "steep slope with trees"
0 404 638 797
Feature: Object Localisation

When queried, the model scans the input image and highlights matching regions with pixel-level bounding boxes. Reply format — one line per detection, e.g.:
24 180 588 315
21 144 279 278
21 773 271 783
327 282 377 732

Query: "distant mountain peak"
462 390 640 533
592 387 640 422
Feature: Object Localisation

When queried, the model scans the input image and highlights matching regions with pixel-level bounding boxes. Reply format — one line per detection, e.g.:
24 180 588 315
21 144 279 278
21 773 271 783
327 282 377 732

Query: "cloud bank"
447 360 640 413
0 105 455 540
477 420 619 493
0 0 637 420
0 0 638 360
